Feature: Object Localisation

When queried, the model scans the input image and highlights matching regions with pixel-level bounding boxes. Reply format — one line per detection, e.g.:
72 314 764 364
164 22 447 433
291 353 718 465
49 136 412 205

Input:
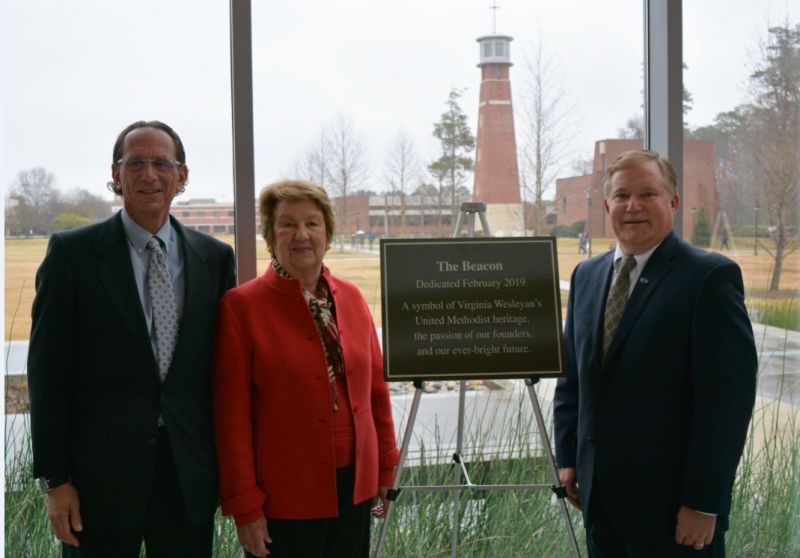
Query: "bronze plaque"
380 237 564 381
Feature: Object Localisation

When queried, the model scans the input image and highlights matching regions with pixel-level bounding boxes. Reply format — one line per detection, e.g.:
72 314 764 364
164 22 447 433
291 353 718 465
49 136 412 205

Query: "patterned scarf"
272 259 345 410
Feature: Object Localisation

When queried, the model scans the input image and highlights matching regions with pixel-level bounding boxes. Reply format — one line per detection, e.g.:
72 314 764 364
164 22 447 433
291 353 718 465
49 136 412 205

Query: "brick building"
113 197 237 236
114 194 473 240
555 139 719 240
332 193 471 238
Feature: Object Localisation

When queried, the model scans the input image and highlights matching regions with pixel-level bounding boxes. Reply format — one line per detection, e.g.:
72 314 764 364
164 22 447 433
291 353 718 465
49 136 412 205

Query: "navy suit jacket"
553 231 757 543
28 212 236 529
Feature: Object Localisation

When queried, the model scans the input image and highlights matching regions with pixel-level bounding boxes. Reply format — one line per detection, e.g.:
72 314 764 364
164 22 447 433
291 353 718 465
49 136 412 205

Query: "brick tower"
473 34 523 236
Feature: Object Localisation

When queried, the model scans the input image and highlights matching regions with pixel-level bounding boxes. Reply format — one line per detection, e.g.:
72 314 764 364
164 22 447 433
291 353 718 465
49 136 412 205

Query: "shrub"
549 225 578 238
691 206 711 247
51 212 91 231
568 220 586 235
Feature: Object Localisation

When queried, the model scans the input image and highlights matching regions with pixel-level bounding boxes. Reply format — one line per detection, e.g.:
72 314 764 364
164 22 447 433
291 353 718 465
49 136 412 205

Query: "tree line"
609 22 798 291
689 22 799 291
5 167 112 236
290 88 476 236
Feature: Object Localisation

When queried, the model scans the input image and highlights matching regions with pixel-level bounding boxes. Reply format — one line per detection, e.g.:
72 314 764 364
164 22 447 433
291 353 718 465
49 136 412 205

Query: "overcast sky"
1 0 796 204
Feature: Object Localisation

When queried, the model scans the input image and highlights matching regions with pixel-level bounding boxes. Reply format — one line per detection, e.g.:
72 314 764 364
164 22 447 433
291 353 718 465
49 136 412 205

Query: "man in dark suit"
28 120 236 557
554 150 757 557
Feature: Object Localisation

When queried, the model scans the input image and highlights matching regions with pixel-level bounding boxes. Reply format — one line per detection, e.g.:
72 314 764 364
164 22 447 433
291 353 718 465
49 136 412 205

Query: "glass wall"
684 3 799 555
12 2 797 556
248 1 643 246
683 1 799 295
2 0 233 341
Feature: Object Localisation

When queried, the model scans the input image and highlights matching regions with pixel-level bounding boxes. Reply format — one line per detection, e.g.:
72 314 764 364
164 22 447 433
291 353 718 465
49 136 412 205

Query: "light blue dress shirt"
120 209 185 356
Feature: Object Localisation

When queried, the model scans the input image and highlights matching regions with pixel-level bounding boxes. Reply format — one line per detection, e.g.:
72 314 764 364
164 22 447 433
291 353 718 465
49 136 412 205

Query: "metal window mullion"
230 0 257 282
644 0 684 236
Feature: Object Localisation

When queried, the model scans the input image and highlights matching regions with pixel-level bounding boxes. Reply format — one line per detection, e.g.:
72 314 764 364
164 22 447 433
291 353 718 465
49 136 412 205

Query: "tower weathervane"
489 1 500 34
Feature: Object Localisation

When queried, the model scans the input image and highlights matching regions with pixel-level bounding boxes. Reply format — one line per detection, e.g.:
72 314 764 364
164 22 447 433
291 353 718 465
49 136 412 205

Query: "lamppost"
586 188 593 257
754 205 759 255
691 207 696 241
599 141 606 238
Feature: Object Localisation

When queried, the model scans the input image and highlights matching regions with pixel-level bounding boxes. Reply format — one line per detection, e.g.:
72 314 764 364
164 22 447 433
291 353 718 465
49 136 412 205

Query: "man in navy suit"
554 150 756 557
28 121 236 557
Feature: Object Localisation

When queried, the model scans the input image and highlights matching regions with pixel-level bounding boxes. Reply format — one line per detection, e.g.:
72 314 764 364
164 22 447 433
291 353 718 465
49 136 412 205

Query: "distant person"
720 229 730 251
28 120 236 557
213 180 399 557
578 232 587 255
554 150 757 557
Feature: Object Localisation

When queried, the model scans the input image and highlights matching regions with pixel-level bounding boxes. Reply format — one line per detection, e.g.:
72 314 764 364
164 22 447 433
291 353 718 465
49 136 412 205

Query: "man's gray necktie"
147 237 179 381
602 255 637 360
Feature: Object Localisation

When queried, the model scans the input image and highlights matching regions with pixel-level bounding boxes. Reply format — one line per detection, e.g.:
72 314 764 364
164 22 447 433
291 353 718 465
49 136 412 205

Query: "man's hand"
675 505 716 550
46 482 82 546
237 517 272 557
558 467 581 510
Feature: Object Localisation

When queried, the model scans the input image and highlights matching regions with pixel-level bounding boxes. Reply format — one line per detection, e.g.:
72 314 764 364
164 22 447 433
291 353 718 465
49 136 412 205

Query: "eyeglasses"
115 158 182 172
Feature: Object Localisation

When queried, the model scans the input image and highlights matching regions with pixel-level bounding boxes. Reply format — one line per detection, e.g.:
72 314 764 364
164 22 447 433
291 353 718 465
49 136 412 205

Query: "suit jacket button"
586 436 594 443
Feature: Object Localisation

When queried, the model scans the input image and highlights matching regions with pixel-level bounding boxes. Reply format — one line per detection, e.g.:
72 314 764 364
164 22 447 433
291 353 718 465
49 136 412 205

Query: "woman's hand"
371 486 391 519
237 517 272 557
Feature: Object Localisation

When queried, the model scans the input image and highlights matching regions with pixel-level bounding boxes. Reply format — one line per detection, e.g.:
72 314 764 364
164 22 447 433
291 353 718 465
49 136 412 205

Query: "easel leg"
374 381 424 558
525 378 583 558
449 379 468 557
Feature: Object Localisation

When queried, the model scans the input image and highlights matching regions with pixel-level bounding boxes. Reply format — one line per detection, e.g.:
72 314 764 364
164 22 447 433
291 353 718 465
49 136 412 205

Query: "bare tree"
742 22 799 290
693 22 799 291
619 63 694 139
6 167 60 235
326 113 370 236
61 188 112 221
293 125 330 188
689 108 751 226
383 130 421 235
517 37 580 234
617 115 644 140
570 157 595 176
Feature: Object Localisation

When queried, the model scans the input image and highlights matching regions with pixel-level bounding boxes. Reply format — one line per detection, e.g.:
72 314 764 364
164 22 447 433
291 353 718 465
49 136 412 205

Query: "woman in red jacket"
213 180 399 558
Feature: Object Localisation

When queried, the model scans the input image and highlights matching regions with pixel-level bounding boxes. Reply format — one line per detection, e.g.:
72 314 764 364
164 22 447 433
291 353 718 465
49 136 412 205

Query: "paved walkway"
5 323 797 403
752 323 800 404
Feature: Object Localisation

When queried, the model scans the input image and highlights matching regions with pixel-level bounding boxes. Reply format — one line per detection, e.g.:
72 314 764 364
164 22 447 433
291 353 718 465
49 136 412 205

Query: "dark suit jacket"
553 231 757 544
28 212 236 529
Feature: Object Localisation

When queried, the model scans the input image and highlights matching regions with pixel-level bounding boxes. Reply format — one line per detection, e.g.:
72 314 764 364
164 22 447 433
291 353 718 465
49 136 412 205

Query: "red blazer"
213 266 399 525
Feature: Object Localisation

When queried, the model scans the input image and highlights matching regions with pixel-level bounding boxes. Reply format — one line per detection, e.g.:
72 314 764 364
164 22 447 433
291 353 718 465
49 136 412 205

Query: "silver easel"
374 202 581 557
